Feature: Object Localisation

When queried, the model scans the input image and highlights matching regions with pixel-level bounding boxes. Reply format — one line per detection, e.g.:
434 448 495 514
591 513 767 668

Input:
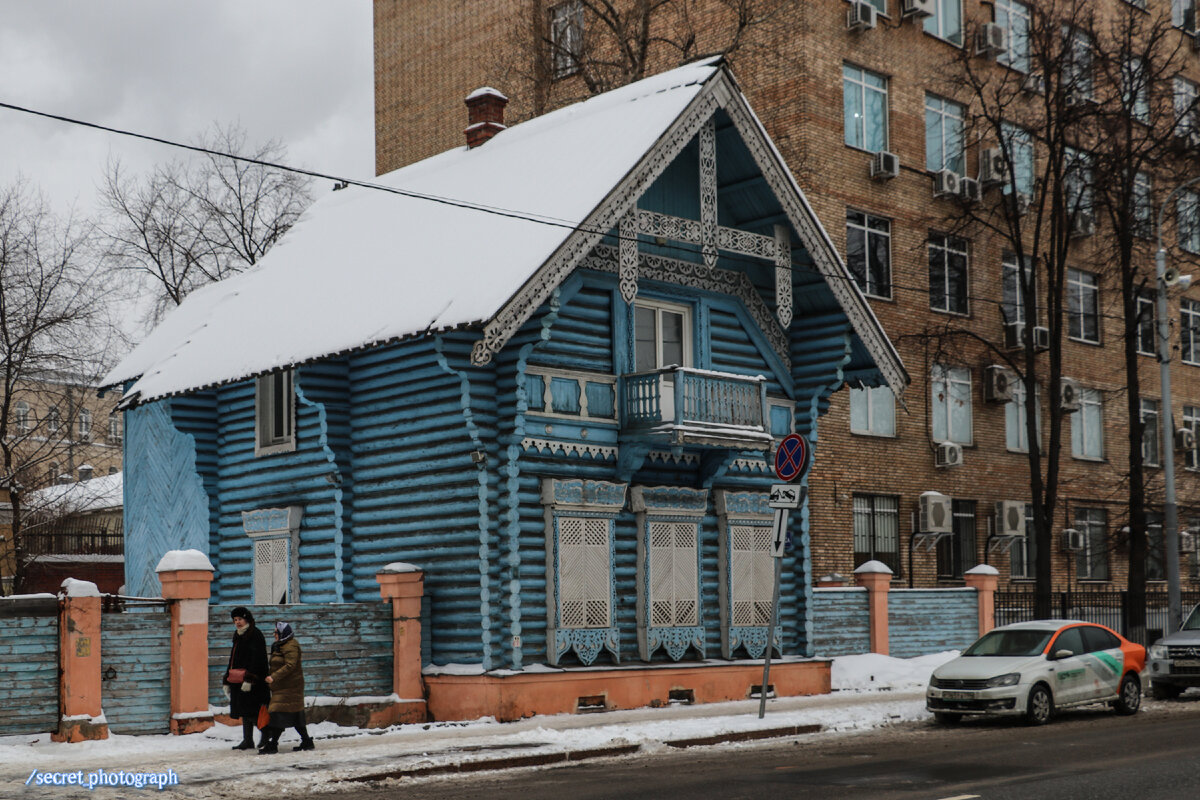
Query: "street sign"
768 484 805 509
773 434 809 483
770 509 788 558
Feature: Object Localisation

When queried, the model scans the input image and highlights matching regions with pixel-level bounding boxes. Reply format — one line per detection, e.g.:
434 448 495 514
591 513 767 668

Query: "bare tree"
101 124 312 323
0 180 120 594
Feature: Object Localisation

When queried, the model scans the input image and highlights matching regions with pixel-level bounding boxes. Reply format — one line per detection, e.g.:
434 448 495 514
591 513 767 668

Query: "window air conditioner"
1022 72 1046 95
935 441 964 469
901 0 935 18
984 365 1016 403
870 150 900 180
1032 325 1050 352
1176 426 1197 452
1060 378 1082 412
1070 211 1096 237
1014 192 1031 216
919 491 954 532
1004 321 1025 351
977 23 1008 58
959 177 982 204
1061 528 1084 552
933 169 961 198
995 500 1026 537
847 0 878 31
1182 531 1197 553
979 147 1009 186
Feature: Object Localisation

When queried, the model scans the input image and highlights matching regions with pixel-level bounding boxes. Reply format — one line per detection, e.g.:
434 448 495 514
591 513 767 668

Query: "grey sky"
0 1 375 216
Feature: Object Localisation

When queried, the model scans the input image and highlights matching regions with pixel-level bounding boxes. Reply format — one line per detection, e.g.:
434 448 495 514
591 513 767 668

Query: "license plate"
1173 659 1200 667
942 691 974 700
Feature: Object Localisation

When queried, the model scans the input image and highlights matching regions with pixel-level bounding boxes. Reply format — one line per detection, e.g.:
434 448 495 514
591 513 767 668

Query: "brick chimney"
464 87 508 148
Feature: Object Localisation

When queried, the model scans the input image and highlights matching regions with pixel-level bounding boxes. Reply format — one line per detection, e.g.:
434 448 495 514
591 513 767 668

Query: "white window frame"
994 0 1030 72
1174 0 1197 31
633 298 692 372
47 406 61 436
1134 172 1153 238
1063 26 1094 101
1001 252 1031 325
1138 291 1158 357
925 94 965 175
923 0 963 45
1067 268 1100 343
1184 404 1200 470
77 408 92 441
1122 56 1150 124
1174 77 1199 141
932 364 973 445
1072 388 1104 461
928 234 969 315
1179 190 1200 253
843 63 889 153
14 400 30 435
255 369 296 456
1005 380 1041 453
549 1 584 79
845 209 892 299
1001 124 1034 198
1010 503 1036 579
108 412 123 444
1142 397 1162 467
1182 299 1200 364
1075 507 1109 581
850 384 896 437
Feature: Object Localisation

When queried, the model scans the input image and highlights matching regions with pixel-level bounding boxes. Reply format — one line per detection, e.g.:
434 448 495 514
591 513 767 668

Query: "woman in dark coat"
258 621 314 754
223 606 270 751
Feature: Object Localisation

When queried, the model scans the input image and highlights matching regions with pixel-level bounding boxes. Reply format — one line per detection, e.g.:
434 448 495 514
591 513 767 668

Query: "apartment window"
1173 77 1199 140
1184 405 1200 469
1010 503 1036 579
850 385 896 437
1174 0 1197 31
14 401 30 435
925 94 965 175
846 210 891 298
1182 298 1200 364
1063 26 1093 100
47 462 59 484
1142 397 1162 466
923 0 962 45
853 494 900 574
1134 172 1153 238
47 406 61 436
937 499 976 579
1067 268 1100 343
1147 513 1165 581
929 234 968 314
255 369 295 456
1179 190 1200 253
634 299 691 372
549 1 584 78
931 364 972 445
1072 388 1104 460
1001 253 1031 325
858 0 887 11
1138 291 1158 357
1001 124 1034 198
77 408 92 441
1064 147 1094 218
1075 507 1109 581
108 412 123 443
843 64 888 153
994 0 1030 72
1122 56 1150 124
1005 380 1040 453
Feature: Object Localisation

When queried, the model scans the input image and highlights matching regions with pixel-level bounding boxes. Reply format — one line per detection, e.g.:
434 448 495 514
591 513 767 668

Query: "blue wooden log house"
105 59 906 675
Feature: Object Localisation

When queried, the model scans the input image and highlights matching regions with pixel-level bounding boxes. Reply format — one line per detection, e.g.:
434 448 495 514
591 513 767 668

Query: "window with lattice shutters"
649 521 698 626
254 537 290 604
558 516 611 628
731 525 774 625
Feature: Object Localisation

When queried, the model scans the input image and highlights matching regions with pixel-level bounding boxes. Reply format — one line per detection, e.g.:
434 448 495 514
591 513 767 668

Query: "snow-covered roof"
25 472 123 515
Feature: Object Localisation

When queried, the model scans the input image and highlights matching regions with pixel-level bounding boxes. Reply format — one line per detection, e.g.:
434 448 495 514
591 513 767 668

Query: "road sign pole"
759 508 787 719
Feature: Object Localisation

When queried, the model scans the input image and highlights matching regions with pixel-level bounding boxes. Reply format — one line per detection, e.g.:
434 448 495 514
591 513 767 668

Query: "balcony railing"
621 367 772 449
20 518 123 557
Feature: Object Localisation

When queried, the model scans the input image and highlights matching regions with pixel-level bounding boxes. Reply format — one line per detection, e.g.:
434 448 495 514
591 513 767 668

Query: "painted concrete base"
170 716 214 735
214 700 427 730
52 719 109 743
425 660 832 722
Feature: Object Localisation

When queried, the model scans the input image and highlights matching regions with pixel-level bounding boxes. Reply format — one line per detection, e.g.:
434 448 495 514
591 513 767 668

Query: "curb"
341 723 825 784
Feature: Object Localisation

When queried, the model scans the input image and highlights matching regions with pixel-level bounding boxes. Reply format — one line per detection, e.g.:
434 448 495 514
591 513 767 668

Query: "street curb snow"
340 724 826 783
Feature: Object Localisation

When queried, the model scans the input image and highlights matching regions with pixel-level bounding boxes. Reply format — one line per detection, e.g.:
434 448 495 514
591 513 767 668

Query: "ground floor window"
854 494 900 574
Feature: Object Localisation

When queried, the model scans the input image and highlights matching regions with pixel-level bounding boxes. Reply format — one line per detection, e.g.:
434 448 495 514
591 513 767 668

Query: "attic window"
255 369 295 456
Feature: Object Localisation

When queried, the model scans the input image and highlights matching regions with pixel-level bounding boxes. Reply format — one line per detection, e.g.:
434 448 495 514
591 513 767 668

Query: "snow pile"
24 472 123 514
832 651 959 692
155 549 215 573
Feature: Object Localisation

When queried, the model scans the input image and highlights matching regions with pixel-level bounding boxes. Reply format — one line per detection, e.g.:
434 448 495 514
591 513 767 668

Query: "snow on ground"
0 652 959 798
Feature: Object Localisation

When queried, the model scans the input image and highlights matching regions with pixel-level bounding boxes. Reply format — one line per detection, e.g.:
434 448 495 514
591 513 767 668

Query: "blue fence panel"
100 607 172 734
0 603 58 735
889 589 978 658
810 588 870 657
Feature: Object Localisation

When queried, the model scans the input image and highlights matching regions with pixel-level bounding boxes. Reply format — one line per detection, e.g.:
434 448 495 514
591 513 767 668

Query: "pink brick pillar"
377 564 426 702
964 565 1000 637
854 561 893 656
156 550 215 735
54 579 108 742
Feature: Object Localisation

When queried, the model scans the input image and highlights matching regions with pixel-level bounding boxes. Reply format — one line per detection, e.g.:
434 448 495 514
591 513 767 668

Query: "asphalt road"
329 699 1200 800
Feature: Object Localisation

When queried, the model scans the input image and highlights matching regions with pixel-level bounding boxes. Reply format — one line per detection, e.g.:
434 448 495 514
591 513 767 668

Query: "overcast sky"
0 1 375 217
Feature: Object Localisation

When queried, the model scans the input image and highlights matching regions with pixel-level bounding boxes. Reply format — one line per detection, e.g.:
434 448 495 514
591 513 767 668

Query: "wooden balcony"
620 367 773 450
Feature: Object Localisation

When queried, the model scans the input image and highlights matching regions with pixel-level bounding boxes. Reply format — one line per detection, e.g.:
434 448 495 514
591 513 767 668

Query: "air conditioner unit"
1061 528 1085 552
1032 325 1050 352
977 22 1008 57
1070 211 1096 237
1182 530 1197 553
995 500 1026 537
870 150 900 180
919 491 954 531
935 441 964 469
1060 378 1082 412
1176 426 1197 452
959 177 982 204
1003 321 1025 351
1022 72 1047 95
901 0 935 18
933 169 961 198
847 0 878 31
984 365 1016 403
1014 192 1031 216
979 147 1009 186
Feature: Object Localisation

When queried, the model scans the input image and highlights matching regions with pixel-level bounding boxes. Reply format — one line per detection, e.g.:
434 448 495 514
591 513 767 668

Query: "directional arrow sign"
770 509 788 558
768 484 805 509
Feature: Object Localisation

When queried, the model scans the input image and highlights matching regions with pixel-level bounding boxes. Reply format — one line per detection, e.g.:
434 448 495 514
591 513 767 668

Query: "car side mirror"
1052 649 1074 660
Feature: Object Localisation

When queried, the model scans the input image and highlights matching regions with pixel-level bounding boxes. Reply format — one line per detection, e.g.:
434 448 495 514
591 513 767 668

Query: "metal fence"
995 588 1200 643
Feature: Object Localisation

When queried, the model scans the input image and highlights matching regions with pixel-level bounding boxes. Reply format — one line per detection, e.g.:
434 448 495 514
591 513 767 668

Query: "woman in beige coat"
258 622 314 754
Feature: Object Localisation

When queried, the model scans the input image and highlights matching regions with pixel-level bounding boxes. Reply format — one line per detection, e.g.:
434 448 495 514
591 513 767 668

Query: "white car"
926 620 1147 725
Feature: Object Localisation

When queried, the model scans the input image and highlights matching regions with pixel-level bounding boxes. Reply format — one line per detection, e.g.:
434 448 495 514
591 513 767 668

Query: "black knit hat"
230 606 255 624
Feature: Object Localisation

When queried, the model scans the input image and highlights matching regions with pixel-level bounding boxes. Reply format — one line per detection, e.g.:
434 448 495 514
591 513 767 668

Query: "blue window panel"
585 381 615 418
526 374 546 411
770 405 793 437
550 377 581 414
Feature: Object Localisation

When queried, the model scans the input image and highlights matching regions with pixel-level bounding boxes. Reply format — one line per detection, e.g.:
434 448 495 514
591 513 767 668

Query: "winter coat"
224 625 270 719
267 637 305 713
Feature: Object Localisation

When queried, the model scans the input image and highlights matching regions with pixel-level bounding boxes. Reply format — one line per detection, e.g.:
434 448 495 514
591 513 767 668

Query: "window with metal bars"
937 500 976 579
853 494 899 574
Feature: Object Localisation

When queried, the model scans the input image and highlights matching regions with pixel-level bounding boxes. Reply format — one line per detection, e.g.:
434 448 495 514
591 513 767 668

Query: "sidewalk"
0 652 951 798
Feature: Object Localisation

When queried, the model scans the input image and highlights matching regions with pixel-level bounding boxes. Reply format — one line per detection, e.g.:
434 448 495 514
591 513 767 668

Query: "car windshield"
1182 606 1200 631
963 629 1053 657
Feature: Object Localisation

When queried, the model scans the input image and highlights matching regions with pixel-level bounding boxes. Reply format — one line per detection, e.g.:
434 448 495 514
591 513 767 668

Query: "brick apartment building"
373 0 1200 595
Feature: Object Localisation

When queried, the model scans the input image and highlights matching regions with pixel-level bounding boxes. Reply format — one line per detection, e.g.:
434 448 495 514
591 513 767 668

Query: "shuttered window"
253 537 290 605
730 524 774 625
649 522 698 627
557 517 611 628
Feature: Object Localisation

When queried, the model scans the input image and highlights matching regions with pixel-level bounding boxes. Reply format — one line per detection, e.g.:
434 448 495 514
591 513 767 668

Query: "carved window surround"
714 490 781 659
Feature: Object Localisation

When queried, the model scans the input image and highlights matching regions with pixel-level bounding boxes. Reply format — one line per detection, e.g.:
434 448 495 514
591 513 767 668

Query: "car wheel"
1025 683 1053 726
933 712 961 725
1151 681 1184 700
1114 673 1141 715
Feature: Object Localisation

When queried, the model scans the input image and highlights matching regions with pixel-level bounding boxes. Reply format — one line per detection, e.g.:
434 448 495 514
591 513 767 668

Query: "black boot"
292 723 314 751
257 728 280 755
232 719 256 750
